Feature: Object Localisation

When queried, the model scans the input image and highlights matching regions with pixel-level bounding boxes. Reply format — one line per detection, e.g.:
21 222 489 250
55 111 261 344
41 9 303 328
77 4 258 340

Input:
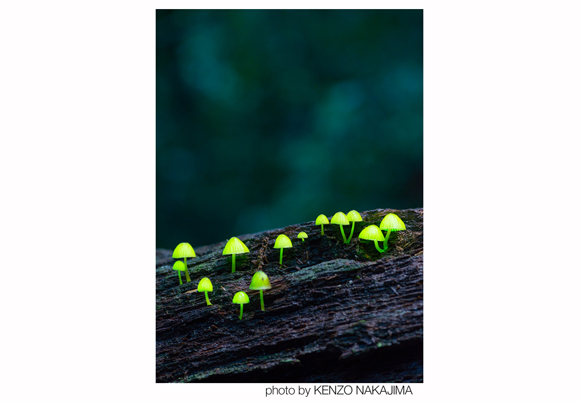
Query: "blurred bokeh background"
157 9 423 249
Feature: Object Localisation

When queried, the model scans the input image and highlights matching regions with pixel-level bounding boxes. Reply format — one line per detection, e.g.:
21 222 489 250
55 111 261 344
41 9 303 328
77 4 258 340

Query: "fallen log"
156 208 423 382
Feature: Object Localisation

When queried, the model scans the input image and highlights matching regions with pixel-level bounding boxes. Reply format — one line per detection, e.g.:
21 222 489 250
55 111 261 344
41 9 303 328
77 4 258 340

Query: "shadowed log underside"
156 208 423 383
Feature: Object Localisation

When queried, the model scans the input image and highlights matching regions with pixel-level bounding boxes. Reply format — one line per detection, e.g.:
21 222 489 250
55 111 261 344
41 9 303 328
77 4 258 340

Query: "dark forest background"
156 9 423 249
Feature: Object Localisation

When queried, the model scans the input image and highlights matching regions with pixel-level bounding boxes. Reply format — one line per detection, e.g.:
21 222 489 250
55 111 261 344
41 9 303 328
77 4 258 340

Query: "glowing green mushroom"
379 213 407 250
197 277 213 305
358 224 386 253
173 242 195 283
315 214 329 235
274 234 292 266
249 270 272 311
223 237 250 273
331 212 350 243
297 232 308 242
346 210 363 244
232 291 250 320
172 260 186 285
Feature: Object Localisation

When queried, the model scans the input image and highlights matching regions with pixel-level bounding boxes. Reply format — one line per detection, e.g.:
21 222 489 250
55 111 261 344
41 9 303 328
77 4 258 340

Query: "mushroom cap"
172 260 186 271
223 237 250 255
331 212 349 226
315 214 329 225
358 225 386 241
297 232 308 239
346 210 362 222
249 270 272 290
379 213 406 231
173 242 196 258
274 234 293 249
197 277 213 292
232 291 250 304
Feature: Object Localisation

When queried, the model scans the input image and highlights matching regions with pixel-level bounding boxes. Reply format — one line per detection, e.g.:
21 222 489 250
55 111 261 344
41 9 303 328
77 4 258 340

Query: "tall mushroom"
379 213 406 250
274 234 292 266
223 237 250 273
358 224 386 253
249 270 272 311
346 210 363 244
315 214 329 235
172 243 195 282
331 212 350 243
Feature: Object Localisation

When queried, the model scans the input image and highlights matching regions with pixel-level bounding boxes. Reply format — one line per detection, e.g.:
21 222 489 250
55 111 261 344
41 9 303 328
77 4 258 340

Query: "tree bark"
156 208 423 383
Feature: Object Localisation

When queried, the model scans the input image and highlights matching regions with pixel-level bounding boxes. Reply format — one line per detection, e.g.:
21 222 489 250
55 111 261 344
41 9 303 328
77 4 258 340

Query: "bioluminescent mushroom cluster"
169 211 405 320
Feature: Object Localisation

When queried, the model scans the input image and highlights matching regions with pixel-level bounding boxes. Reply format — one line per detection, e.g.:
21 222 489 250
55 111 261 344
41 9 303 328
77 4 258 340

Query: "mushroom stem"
301 238 304 242
279 248 284 266
321 224 324 235
339 225 347 243
183 258 191 282
178 271 182 285
260 289 264 311
347 222 356 243
374 240 386 253
205 291 212 306
383 229 392 250
232 254 236 273
239 304 244 320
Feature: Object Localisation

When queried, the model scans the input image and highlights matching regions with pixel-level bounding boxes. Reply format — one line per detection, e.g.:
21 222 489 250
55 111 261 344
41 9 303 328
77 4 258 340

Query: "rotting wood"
156 208 423 383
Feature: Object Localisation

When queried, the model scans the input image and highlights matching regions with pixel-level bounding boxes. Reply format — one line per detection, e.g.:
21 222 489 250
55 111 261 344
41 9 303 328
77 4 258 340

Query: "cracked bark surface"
156 208 423 383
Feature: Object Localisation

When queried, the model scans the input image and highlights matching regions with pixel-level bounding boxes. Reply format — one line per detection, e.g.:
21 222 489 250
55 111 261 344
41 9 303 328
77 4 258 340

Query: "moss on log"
156 208 423 383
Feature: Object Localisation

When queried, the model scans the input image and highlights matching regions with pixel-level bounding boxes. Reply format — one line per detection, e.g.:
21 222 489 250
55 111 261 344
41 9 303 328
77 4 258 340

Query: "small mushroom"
297 232 308 242
223 237 250 273
379 213 406 250
274 234 293 266
315 214 329 235
331 212 350 243
358 224 386 253
346 210 363 244
172 242 196 282
172 260 186 285
197 277 213 305
249 270 272 311
232 291 250 320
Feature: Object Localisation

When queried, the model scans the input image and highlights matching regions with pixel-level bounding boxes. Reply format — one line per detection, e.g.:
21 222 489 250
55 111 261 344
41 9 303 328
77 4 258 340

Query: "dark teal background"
156 9 423 249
